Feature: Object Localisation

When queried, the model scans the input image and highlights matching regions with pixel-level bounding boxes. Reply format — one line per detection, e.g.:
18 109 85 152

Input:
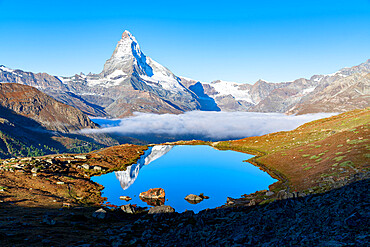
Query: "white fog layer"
82 111 336 140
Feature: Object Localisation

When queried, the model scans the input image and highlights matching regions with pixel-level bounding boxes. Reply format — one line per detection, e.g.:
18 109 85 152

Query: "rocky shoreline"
1 176 368 246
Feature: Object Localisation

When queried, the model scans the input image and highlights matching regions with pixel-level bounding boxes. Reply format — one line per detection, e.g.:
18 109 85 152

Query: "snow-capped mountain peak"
101 30 145 76
99 30 187 93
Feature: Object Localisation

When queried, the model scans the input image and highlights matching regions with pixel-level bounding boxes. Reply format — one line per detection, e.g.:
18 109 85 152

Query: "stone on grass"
266 191 275 197
93 166 102 171
31 167 39 173
74 155 87 160
82 164 90 170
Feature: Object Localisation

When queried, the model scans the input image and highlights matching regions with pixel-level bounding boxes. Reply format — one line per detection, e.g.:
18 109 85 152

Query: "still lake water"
91 145 277 213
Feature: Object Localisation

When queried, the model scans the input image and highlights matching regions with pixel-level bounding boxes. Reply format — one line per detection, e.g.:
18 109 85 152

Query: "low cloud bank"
83 111 335 141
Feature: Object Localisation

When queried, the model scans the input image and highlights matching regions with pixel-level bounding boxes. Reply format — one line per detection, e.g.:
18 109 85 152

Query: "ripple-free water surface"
91 145 277 213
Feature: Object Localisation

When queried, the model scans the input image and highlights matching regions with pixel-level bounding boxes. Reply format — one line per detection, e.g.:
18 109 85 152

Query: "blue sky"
0 0 369 83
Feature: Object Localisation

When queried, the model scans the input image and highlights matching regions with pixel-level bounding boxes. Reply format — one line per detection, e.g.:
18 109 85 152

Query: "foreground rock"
121 204 136 214
92 208 107 219
148 205 175 214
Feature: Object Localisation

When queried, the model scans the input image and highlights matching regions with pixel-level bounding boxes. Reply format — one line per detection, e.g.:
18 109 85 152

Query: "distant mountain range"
0 30 369 116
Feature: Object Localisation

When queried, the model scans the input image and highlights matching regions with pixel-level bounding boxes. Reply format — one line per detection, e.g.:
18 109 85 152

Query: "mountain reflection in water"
115 145 173 190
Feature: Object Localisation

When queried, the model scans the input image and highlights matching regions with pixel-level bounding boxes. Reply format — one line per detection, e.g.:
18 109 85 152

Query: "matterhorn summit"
100 30 187 93
102 30 150 77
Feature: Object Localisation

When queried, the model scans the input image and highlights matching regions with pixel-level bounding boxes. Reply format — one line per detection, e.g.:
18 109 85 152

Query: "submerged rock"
148 205 175 214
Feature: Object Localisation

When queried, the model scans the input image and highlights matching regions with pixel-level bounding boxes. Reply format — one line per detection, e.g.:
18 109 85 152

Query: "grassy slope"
214 108 370 192
0 144 147 208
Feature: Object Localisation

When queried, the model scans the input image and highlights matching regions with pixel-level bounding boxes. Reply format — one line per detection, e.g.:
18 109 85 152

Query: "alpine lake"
91 145 277 213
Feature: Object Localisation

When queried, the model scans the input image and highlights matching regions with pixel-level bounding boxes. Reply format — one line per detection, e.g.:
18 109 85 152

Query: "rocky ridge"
181 59 370 114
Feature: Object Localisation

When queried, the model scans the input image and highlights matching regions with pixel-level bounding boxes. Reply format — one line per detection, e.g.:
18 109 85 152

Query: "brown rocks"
119 196 132 201
185 193 209 204
185 194 203 204
139 188 165 206
139 188 165 200
185 194 203 201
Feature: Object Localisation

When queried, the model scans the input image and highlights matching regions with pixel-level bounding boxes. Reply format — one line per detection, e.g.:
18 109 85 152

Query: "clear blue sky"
0 0 369 83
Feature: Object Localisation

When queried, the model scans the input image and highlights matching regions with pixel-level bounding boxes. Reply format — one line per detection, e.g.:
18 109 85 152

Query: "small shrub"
348 139 368 144
333 156 346 162
310 155 319 160
339 160 354 167
304 167 312 170
302 154 310 158
335 152 343 155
